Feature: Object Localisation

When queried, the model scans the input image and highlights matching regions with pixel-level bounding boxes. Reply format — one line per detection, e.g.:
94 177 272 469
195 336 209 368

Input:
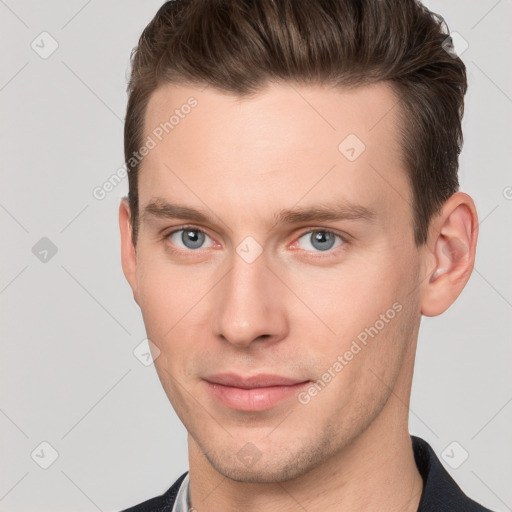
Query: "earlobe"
420 192 478 317
119 198 139 305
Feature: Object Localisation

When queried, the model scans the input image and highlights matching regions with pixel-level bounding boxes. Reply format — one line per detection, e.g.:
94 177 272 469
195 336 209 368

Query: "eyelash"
161 225 349 258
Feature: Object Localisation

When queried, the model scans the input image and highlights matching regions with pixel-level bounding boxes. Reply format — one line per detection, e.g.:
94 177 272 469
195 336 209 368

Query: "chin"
200 434 335 484
212 460 308 484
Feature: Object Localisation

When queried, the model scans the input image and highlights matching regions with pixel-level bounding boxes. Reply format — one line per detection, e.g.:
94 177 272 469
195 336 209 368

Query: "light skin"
119 81 478 511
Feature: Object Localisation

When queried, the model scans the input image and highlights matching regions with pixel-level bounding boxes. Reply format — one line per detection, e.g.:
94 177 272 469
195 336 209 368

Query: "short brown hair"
124 0 467 246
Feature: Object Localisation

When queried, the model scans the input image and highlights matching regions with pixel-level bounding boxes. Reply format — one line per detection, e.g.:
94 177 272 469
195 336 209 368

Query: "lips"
204 373 309 388
203 373 311 411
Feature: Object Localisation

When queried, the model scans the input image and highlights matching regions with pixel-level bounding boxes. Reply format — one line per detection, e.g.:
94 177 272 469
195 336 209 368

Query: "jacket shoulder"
120 471 188 512
412 436 494 512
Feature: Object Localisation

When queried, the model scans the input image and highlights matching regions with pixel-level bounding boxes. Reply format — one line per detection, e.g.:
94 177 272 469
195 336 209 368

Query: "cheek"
286 253 411 342
136 249 211 337
284 249 419 402
135 252 220 391
296 299 417 438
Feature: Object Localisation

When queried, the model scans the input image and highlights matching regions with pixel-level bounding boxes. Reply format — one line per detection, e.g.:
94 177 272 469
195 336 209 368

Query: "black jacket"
121 435 493 511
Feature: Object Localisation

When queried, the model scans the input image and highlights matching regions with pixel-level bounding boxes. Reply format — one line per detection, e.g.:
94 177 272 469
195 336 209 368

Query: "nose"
212 251 288 348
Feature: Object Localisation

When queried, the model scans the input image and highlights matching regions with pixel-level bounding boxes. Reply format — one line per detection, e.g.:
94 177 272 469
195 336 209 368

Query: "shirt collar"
171 471 190 512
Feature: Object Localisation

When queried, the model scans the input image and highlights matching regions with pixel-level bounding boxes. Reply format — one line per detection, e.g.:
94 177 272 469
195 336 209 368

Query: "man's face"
123 81 426 482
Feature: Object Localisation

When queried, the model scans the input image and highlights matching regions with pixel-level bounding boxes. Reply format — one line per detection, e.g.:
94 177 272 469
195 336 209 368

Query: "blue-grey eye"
169 229 213 250
297 230 343 252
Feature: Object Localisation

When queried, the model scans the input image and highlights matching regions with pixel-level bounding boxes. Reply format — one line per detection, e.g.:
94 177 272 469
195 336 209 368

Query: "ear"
119 197 140 305
420 192 478 317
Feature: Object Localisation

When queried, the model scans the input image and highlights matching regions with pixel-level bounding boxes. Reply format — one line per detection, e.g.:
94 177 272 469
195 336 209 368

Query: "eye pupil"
182 229 205 249
311 231 335 251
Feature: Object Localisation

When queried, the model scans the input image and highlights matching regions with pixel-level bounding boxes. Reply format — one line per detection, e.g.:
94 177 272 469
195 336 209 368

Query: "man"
119 0 491 510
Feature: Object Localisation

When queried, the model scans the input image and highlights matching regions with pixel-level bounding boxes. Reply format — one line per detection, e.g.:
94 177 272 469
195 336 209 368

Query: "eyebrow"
141 197 376 228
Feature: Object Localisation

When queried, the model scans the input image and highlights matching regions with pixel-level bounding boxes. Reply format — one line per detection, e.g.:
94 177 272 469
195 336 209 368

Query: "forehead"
143 80 402 155
139 81 411 231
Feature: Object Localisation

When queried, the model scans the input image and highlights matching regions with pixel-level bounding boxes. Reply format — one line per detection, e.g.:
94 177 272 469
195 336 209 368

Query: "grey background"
0 1 510 511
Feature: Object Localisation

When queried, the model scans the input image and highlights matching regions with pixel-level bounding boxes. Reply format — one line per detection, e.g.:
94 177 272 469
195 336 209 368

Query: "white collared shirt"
172 472 191 512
